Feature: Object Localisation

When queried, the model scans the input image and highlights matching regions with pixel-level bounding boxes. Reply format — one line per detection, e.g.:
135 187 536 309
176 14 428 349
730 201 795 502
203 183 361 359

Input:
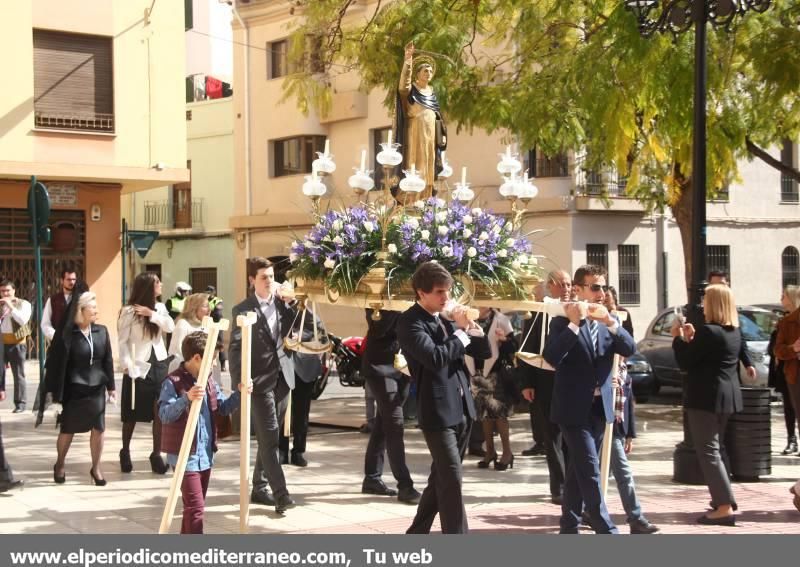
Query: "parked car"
626 352 655 403
637 305 779 393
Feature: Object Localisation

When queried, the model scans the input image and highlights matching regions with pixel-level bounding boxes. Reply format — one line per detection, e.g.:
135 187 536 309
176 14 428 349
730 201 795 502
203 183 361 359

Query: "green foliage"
284 0 800 209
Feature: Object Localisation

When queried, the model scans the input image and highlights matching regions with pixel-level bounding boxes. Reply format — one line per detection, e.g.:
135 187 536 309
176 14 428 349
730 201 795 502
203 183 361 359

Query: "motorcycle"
310 334 367 400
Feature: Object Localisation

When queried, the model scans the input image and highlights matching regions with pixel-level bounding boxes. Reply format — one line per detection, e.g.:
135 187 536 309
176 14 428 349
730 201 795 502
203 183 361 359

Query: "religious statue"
394 41 447 195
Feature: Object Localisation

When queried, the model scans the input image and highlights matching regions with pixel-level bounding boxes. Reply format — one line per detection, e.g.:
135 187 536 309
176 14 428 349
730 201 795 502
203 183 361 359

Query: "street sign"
128 230 160 258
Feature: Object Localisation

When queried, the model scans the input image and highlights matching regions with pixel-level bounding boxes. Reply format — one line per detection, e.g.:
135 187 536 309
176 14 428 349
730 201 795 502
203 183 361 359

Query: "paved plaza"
1 364 798 534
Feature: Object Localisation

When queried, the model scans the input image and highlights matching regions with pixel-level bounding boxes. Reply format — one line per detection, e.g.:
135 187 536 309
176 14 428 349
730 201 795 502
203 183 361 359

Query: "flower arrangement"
289 198 539 299
289 206 382 295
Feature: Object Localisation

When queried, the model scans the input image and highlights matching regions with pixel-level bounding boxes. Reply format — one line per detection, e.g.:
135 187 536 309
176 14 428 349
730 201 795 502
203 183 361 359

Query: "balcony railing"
575 168 629 197
34 111 114 133
143 199 204 230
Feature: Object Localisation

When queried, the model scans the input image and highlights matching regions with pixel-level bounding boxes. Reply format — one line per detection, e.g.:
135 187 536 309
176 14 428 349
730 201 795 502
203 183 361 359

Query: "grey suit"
229 294 296 498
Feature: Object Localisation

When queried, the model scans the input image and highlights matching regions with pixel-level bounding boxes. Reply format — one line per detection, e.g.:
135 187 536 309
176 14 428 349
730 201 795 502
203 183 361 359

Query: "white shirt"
117 303 175 378
255 292 279 340
40 293 72 341
0 298 32 333
168 318 204 373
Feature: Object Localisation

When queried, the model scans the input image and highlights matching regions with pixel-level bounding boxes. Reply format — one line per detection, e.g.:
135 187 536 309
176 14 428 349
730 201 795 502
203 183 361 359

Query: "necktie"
589 320 599 355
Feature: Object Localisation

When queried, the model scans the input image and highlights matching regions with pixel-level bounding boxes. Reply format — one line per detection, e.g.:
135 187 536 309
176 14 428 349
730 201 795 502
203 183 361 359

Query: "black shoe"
580 512 591 527
290 452 307 467
53 464 65 484
119 449 133 473
782 438 798 455
12 406 25 414
89 468 107 487
275 494 296 514
397 486 421 504
550 494 563 505
629 519 660 534
0 479 24 493
149 452 168 475
250 490 276 506
477 451 497 469
468 446 486 457
494 454 514 471
362 479 397 496
279 450 289 465
697 514 735 526
522 443 545 457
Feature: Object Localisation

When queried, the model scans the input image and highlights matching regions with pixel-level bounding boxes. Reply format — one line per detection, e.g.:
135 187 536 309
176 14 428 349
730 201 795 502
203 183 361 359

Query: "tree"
283 0 800 287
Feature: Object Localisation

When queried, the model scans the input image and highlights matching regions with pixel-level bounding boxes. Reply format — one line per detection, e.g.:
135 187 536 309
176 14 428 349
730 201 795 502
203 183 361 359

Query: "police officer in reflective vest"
166 281 192 320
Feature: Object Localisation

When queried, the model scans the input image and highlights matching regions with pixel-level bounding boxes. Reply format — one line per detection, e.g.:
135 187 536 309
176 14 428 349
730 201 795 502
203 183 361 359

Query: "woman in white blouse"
117 272 174 474
167 293 210 373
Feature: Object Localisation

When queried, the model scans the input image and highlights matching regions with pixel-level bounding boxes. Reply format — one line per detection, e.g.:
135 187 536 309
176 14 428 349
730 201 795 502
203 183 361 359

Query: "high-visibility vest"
167 295 186 318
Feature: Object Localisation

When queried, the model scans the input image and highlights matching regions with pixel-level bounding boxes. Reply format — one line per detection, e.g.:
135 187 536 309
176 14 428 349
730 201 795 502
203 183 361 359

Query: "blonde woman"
672 284 743 526
168 293 210 373
51 292 116 486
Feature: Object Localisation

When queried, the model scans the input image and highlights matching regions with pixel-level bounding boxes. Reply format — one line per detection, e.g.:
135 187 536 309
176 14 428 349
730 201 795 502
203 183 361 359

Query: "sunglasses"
580 284 609 292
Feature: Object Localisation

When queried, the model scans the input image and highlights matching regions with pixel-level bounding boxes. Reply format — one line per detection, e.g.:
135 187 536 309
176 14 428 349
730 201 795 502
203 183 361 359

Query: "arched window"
783 246 800 287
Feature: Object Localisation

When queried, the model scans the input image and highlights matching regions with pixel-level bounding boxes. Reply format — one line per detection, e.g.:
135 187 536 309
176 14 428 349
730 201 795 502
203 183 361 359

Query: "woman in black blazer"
672 284 743 526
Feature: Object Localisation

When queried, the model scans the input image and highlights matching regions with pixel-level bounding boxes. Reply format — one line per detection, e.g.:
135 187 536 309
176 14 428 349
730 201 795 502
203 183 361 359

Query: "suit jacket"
396 303 490 431
544 316 636 426
775 307 800 386
362 310 403 388
229 295 296 393
117 303 174 378
44 324 115 402
673 323 743 414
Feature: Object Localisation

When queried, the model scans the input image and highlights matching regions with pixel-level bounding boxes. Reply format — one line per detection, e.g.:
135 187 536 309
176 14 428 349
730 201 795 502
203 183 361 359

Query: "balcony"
143 198 204 231
573 159 645 213
35 111 114 133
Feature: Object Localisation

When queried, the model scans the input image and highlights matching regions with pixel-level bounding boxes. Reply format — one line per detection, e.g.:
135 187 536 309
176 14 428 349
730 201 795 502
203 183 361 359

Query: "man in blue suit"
543 264 636 534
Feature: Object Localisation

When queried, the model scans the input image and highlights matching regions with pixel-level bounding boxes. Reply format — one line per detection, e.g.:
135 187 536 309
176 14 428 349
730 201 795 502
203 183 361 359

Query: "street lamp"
624 0 772 484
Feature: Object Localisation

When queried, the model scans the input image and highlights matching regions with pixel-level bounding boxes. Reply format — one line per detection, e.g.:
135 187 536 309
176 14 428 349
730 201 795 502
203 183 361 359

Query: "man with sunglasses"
543 264 636 534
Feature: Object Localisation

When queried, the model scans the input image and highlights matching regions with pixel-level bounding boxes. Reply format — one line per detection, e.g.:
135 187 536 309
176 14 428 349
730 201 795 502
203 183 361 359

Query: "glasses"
580 284 609 292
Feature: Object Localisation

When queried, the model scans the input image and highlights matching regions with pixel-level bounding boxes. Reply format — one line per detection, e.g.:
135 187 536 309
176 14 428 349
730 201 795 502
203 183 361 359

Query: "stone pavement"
1 363 798 534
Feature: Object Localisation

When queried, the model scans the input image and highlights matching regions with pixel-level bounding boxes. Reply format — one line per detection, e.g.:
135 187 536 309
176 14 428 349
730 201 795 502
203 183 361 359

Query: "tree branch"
746 137 800 182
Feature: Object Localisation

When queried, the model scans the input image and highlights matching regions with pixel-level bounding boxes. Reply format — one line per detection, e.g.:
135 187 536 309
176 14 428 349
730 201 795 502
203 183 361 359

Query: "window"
189 267 217 293
184 0 193 31
652 312 677 337
706 245 730 283
781 140 799 203
269 40 290 79
33 30 114 132
618 244 640 305
527 148 569 178
144 264 162 281
586 244 608 272
173 160 192 229
372 127 392 190
783 246 800 287
273 136 326 177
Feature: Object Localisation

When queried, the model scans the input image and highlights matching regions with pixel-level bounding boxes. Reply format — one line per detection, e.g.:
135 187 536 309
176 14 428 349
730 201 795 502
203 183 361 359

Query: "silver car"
637 305 779 392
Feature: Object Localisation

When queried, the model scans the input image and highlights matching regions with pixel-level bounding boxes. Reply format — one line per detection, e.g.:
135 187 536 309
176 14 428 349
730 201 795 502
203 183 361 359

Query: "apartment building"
0 0 189 344
230 0 799 337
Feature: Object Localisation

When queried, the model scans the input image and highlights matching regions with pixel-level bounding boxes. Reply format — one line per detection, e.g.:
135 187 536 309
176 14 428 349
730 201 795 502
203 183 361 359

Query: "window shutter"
33 29 114 131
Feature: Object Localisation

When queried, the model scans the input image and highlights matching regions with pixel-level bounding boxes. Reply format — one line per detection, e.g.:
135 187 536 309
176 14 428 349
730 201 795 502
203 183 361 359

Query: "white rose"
529 256 539 266
332 219 343 231
479 231 489 241
518 254 529 264
505 222 513 232
304 240 314 248
492 225 501 234
498 249 508 258
471 207 482 216
333 236 344 245
363 221 375 232
462 228 473 238
289 253 298 262
420 229 430 240
324 258 336 269
511 260 521 270
387 243 398 254
437 225 448 236
406 218 419 229
442 246 453 257
414 200 425 209
463 215 473 225
467 247 477 258
505 238 516 247
435 211 448 223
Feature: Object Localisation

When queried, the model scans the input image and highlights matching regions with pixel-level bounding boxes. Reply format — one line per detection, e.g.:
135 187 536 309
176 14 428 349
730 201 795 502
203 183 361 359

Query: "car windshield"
738 310 776 342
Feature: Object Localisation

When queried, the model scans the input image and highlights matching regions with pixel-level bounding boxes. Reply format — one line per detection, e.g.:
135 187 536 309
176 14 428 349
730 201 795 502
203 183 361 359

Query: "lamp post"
624 0 772 483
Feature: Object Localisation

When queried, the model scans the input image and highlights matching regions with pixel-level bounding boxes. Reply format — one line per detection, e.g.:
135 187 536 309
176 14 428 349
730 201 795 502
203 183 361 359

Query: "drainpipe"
232 1 252 259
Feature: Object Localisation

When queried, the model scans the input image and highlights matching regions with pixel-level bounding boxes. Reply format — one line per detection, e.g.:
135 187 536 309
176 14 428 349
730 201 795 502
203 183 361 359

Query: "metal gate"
0 208 86 358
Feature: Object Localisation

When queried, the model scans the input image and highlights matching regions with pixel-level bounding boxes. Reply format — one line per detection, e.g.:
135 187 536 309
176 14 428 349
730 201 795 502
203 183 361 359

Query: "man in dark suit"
229 257 297 514
361 309 421 504
397 262 489 534
520 269 572 504
543 264 636 534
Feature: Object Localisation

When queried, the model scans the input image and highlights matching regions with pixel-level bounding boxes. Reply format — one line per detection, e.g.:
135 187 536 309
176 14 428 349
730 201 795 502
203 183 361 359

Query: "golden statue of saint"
395 42 447 194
